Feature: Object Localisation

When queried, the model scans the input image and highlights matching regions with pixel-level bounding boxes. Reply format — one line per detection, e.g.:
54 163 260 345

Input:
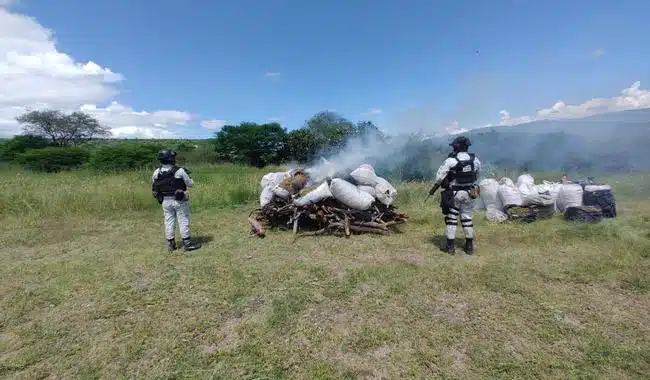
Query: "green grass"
1 166 649 379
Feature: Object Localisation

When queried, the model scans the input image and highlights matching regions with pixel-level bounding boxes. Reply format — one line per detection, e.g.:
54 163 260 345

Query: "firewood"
249 196 408 238
344 216 351 237
248 215 266 238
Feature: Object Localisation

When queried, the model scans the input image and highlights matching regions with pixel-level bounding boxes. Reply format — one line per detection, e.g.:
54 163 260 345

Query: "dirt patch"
449 344 468 373
215 317 241 352
430 292 472 324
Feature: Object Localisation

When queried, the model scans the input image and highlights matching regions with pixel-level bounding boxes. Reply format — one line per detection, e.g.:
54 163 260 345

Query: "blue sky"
4 0 650 138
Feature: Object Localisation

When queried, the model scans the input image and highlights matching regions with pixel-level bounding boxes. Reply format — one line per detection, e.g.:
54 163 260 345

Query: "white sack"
499 177 516 187
350 164 378 186
523 192 555 207
260 186 274 207
260 172 287 189
557 183 583 212
294 181 333 206
474 196 486 210
479 179 503 210
357 185 377 198
534 181 563 211
584 184 611 192
374 177 398 206
516 174 536 202
330 178 374 210
516 174 535 189
479 178 507 222
271 184 290 199
486 208 508 222
498 178 523 207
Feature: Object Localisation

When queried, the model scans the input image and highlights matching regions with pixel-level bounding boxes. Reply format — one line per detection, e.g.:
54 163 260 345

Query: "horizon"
1 0 649 139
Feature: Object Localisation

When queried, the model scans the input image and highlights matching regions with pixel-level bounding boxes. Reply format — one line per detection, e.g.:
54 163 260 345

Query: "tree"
15 109 110 147
213 122 287 167
352 120 385 143
283 129 317 164
0 134 53 162
303 111 356 154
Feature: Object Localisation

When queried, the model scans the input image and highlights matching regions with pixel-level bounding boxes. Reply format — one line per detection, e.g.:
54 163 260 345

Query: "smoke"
304 132 415 183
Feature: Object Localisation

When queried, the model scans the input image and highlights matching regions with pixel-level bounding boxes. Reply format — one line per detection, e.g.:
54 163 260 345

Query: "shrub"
17 147 90 172
178 144 216 166
87 143 164 172
0 135 54 162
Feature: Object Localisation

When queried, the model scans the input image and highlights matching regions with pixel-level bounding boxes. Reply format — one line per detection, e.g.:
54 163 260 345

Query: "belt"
451 185 473 191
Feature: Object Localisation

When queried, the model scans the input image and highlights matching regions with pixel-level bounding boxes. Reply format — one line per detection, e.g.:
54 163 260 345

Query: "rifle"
424 171 450 203
424 182 441 203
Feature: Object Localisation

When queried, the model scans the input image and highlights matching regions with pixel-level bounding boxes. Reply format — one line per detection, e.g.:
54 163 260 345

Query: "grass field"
1 165 649 379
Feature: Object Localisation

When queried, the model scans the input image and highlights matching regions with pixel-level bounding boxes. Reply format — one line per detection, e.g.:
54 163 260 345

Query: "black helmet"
450 136 471 151
157 149 177 164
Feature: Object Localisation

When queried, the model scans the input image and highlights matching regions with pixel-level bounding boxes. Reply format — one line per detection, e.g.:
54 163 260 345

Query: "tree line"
0 109 389 173
2 108 642 176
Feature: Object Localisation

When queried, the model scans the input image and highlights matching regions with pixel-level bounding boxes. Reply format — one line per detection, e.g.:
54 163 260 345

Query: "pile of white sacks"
476 174 585 222
259 164 398 211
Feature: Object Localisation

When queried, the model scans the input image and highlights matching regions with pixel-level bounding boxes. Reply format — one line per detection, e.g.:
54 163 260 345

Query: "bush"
178 144 216 166
17 147 90 172
0 135 54 162
87 143 164 172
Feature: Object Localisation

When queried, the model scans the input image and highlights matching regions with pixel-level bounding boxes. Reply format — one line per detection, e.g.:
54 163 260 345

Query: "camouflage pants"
444 190 475 240
162 198 191 240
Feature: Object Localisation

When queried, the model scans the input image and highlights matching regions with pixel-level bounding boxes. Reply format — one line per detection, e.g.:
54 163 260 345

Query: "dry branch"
249 197 408 238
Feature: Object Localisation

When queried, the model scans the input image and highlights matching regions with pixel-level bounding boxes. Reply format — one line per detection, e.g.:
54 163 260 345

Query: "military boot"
182 237 202 251
442 238 455 254
464 238 474 255
167 239 177 252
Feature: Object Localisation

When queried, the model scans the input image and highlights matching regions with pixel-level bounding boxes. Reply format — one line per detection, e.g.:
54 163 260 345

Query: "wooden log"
348 225 391 235
297 227 329 237
293 211 300 235
344 216 350 237
356 221 389 230
248 215 266 238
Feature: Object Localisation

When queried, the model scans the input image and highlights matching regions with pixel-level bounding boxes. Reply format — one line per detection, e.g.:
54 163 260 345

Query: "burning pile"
249 164 408 238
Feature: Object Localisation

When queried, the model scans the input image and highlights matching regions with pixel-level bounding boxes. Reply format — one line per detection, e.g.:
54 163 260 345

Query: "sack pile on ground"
475 174 616 223
250 164 408 238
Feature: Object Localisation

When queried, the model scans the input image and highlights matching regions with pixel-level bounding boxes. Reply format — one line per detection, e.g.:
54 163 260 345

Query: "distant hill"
424 109 650 173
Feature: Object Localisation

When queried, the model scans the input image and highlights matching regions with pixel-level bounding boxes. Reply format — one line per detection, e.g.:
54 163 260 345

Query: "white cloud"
0 0 17 6
0 7 194 138
592 48 605 59
498 109 533 126
445 120 469 135
80 102 191 138
268 117 283 123
264 72 280 77
361 108 383 117
201 119 227 130
498 81 650 127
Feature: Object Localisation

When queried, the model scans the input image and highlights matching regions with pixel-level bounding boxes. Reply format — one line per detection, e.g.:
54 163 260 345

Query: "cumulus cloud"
498 81 650 127
0 7 194 138
80 102 191 138
201 119 227 130
498 109 533 126
445 120 469 135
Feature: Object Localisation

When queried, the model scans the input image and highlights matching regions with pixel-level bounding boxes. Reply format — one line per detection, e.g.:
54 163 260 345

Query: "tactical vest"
449 153 477 186
153 167 187 196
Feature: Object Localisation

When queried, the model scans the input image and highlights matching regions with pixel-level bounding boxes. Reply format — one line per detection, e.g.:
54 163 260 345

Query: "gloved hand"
469 185 480 199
